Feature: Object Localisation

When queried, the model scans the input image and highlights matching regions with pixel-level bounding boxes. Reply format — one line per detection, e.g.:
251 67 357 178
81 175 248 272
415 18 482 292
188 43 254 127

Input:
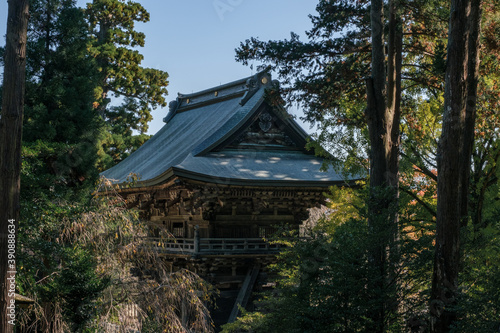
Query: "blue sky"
1 0 318 134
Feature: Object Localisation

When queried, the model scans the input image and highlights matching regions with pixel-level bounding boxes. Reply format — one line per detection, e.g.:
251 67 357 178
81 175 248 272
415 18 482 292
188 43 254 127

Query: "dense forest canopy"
1 1 214 332
224 0 500 332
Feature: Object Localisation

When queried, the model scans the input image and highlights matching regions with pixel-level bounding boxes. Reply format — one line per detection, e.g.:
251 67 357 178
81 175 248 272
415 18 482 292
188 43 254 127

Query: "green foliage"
25 0 102 143
13 1 172 330
17 145 108 331
98 97 152 165
38 248 109 331
224 219 383 333
23 0 103 191
221 308 268 333
224 186 436 333
16 0 169 170
453 233 500 331
85 0 169 168
18 123 107 331
454 168 500 332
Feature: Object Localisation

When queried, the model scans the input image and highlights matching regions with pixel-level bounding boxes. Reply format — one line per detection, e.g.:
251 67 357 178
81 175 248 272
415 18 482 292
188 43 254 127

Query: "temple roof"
101 70 351 188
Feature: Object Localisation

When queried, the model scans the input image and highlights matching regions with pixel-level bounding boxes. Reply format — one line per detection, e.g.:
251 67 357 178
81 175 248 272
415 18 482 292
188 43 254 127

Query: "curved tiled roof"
101 70 351 187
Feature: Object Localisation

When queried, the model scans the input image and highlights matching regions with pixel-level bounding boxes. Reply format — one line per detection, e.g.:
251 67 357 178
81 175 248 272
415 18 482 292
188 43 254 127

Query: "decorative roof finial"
163 99 179 123
240 67 272 106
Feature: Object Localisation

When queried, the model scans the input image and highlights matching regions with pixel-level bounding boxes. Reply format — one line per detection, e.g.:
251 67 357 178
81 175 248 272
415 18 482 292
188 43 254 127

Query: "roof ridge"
163 67 273 124
178 66 271 98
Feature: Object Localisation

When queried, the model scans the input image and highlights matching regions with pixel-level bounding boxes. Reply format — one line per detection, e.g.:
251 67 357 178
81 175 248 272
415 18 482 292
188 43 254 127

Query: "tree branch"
400 186 437 217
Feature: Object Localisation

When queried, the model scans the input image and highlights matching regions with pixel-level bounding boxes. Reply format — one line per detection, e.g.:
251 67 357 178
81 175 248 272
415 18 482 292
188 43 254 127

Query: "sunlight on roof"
255 171 270 177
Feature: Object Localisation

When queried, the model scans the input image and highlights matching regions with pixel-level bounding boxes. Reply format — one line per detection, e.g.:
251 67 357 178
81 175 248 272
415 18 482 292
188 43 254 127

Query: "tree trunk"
0 0 30 332
42 0 53 85
365 0 402 330
366 0 402 224
460 0 481 225
430 0 481 331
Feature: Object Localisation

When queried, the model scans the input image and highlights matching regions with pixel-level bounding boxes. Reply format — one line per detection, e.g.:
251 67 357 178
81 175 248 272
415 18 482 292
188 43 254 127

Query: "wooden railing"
142 237 195 253
200 238 280 253
141 237 281 255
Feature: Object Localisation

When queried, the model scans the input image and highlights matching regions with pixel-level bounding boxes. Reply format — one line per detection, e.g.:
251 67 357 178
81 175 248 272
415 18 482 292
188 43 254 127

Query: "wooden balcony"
141 237 281 255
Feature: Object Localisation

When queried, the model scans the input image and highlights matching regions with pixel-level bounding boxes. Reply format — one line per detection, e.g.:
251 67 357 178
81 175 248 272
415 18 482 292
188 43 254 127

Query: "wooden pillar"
194 225 200 254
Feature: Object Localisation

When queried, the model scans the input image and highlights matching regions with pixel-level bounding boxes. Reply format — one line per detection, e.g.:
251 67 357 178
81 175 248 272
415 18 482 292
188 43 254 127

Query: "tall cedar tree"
365 0 402 330
17 2 110 331
0 1 29 332
85 0 169 168
430 0 482 331
23 0 102 184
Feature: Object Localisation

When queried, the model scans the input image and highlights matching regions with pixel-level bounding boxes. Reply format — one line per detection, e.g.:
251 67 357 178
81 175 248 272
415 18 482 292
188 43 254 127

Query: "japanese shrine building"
101 69 355 325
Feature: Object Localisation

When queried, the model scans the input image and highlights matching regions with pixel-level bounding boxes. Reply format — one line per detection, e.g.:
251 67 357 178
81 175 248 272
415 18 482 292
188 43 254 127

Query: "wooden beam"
228 264 261 323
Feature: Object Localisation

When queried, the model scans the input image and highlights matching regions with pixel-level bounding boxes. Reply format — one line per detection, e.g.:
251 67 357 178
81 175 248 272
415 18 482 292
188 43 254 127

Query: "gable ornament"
258 112 273 132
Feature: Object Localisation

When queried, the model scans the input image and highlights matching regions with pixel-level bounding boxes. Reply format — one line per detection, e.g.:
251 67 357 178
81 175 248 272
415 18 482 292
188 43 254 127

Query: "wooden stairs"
227 264 261 323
